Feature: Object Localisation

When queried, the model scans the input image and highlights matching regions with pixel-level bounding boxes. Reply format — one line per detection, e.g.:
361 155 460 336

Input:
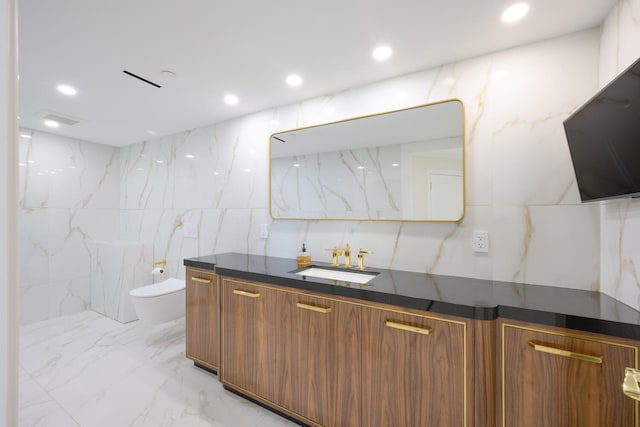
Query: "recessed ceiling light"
156 160 164 164
224 94 239 105
44 119 59 128
490 69 509 81
19 134 32 139
57 84 77 96
286 74 303 87
185 154 195 159
501 3 529 23
372 45 392 61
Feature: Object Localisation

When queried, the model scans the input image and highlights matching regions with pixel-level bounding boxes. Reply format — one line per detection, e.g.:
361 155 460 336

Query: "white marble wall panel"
119 209 196 278
600 0 640 83
599 0 640 310
601 200 640 309
490 205 600 290
19 131 120 324
91 241 152 323
20 130 119 209
119 207 271 280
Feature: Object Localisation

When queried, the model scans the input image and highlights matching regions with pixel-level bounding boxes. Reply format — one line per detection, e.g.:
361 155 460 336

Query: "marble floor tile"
20 310 298 427
19 368 80 427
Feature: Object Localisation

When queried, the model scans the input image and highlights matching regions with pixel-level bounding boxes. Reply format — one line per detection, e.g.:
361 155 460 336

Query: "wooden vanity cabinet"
498 319 638 427
220 276 472 427
192 265 640 427
275 290 361 426
360 307 469 427
220 279 277 398
221 278 360 426
185 267 219 371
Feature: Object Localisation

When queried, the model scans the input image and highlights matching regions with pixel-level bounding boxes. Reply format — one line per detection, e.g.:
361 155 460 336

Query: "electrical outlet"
472 230 489 253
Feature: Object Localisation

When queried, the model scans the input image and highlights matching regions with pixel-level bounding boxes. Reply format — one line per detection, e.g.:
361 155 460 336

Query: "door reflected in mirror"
269 99 465 221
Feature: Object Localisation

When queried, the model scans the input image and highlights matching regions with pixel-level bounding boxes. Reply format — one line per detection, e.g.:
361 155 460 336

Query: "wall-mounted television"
563 56 640 203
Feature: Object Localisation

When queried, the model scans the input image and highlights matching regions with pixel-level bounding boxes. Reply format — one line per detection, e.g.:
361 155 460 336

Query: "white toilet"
129 277 186 325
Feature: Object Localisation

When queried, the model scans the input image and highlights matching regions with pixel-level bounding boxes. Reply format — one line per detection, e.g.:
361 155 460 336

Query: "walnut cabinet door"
185 267 218 371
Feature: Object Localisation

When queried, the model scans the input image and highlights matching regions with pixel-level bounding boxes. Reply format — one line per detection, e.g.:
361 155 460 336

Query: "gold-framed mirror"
269 99 465 221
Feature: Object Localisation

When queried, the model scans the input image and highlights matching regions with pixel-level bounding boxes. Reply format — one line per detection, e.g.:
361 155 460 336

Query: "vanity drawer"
499 320 638 427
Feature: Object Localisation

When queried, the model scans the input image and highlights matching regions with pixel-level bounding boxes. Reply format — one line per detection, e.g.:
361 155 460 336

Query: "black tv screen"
563 56 640 202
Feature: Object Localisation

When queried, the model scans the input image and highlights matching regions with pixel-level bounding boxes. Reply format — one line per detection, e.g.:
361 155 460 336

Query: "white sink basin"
295 266 378 284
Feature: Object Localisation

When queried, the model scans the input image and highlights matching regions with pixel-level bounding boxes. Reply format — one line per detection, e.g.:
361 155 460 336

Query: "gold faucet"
357 249 373 270
343 243 351 268
154 259 167 266
325 246 343 266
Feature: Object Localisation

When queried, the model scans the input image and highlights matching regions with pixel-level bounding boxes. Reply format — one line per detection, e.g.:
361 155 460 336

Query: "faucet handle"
324 246 344 255
357 249 373 270
324 246 343 266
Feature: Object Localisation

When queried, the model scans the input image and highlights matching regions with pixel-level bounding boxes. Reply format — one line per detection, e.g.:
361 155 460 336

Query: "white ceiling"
18 0 616 147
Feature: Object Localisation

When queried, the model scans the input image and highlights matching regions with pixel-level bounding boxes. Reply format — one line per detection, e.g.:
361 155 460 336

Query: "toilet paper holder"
152 259 167 275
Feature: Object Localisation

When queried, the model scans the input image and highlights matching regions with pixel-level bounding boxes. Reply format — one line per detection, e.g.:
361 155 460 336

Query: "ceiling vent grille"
37 111 84 126
123 70 162 88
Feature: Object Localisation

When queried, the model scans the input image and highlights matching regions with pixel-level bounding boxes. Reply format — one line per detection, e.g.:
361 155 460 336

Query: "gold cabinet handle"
528 341 603 364
623 367 640 401
233 289 260 298
297 302 331 314
385 320 432 335
191 277 212 284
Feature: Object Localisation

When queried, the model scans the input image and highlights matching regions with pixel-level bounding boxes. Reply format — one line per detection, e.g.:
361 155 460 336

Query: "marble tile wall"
21 28 611 324
18 131 120 324
90 241 152 323
599 0 640 310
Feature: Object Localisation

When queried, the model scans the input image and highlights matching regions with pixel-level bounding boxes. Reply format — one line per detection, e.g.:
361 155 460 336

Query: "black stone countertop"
184 252 640 340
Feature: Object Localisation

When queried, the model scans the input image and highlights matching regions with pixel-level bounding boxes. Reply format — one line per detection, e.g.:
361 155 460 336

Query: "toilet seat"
129 278 185 298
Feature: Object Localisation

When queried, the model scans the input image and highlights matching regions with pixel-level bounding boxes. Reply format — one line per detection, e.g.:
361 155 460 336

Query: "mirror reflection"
269 99 465 221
